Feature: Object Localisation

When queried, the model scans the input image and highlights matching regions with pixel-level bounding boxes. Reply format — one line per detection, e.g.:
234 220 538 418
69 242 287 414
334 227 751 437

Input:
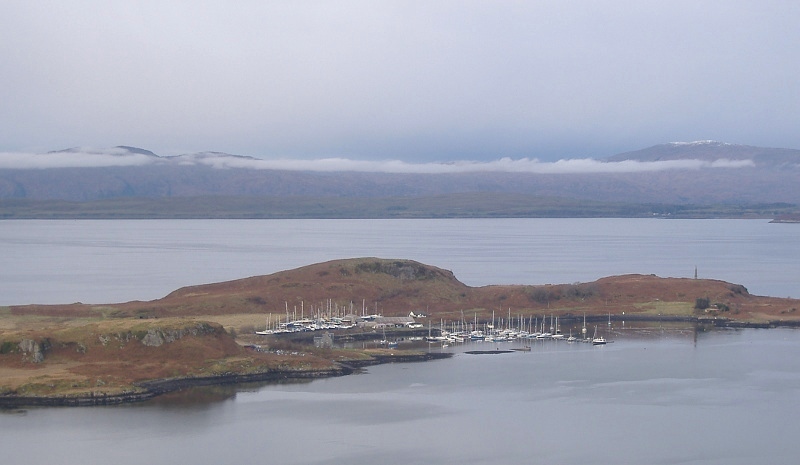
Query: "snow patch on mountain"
667 140 733 147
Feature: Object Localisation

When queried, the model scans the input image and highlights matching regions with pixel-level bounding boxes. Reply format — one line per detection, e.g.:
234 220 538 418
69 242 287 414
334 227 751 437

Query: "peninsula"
2 258 798 406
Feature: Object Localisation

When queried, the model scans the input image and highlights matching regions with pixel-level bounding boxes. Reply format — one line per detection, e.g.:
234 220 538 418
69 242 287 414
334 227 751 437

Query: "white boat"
255 315 274 335
536 316 551 338
470 330 486 341
581 312 587 340
591 325 607 345
379 326 389 346
551 316 565 339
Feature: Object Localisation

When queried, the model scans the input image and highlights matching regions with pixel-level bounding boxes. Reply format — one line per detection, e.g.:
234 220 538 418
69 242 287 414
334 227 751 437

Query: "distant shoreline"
1 195 795 220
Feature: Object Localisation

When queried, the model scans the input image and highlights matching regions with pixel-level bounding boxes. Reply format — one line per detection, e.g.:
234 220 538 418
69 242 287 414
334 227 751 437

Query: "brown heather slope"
8 257 800 324
3 258 800 403
0 318 345 399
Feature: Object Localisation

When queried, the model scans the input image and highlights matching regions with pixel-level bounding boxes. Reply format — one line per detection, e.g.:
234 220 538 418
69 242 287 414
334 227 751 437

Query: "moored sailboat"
591 325 607 345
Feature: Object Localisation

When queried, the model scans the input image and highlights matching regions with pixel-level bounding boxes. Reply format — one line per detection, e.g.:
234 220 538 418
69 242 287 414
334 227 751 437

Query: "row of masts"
429 309 611 339
257 299 385 334
281 298 384 321
431 309 610 344
258 301 611 342
443 309 610 333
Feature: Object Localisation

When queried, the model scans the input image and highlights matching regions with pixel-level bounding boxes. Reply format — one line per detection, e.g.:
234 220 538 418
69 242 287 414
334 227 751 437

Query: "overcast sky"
1 1 798 164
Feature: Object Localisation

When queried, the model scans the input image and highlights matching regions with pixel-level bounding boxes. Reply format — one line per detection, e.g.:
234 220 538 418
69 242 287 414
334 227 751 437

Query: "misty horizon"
2 2 799 162
0 141 763 174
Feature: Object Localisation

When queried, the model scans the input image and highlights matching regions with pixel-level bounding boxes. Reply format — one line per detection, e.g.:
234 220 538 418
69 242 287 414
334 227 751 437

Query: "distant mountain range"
608 140 800 165
1 141 798 218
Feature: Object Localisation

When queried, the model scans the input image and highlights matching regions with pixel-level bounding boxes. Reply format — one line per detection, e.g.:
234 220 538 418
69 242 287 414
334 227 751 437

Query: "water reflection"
143 378 315 408
148 323 732 405
3 328 798 465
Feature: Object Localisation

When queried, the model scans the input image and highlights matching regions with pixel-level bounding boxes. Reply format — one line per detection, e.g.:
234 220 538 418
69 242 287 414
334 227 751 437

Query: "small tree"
695 297 710 310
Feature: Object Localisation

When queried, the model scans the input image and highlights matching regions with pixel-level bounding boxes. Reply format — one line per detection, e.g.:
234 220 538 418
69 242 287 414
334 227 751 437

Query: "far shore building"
313 332 334 349
363 316 416 328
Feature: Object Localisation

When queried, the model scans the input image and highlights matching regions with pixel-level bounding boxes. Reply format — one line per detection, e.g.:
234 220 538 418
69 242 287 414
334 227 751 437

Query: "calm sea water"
2 328 800 465
1 218 798 305
2 219 800 464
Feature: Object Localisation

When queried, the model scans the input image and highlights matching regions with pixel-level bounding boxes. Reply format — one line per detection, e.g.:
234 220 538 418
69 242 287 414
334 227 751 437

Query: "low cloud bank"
0 149 156 169
0 149 755 174
187 155 755 173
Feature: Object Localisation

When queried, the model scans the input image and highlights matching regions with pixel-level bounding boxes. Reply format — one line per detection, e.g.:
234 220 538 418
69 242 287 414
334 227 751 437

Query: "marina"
4 326 799 465
2 218 798 465
259 308 615 349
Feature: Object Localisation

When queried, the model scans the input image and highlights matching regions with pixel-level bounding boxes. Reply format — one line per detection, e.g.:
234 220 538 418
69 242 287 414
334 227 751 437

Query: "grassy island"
2 258 798 406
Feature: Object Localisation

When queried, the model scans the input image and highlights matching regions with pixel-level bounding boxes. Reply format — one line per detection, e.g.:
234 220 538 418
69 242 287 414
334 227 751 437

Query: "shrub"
528 288 557 304
0 341 18 354
563 283 596 300
728 284 748 295
695 297 710 310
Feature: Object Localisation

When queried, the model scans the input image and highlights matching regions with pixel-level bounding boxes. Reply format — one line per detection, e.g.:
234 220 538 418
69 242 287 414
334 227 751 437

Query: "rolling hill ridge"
1 142 798 218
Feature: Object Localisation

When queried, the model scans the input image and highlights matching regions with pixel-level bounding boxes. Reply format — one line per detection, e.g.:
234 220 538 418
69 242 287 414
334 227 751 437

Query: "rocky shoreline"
3 315 795 409
4 258 800 409
0 352 452 408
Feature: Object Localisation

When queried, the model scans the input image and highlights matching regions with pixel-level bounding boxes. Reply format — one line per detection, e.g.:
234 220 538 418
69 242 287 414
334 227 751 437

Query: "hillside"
1 142 799 218
2 258 799 404
10 258 800 324
607 141 800 165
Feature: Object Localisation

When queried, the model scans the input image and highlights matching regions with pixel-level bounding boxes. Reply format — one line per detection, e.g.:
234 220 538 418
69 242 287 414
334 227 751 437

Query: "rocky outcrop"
18 339 47 363
354 259 454 281
140 323 220 347
93 322 223 348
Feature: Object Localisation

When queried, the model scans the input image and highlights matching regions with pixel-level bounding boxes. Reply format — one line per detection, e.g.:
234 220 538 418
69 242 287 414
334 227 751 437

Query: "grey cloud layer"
0 150 755 174
1 1 798 159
